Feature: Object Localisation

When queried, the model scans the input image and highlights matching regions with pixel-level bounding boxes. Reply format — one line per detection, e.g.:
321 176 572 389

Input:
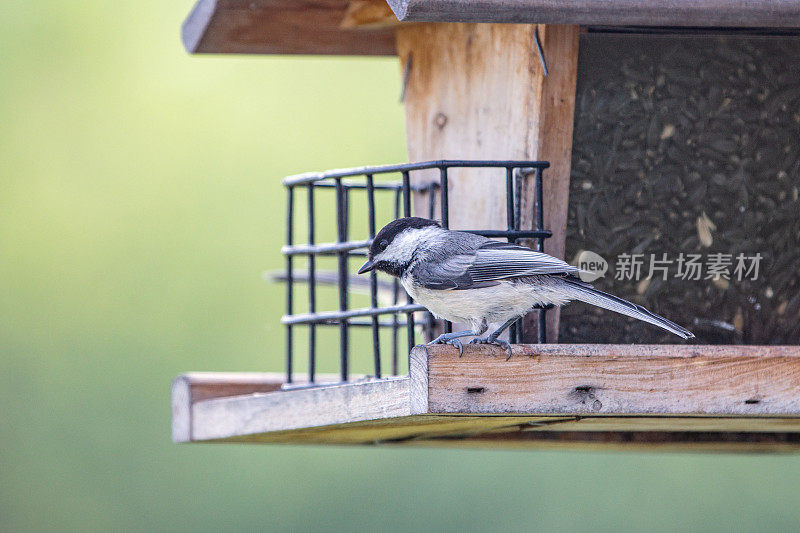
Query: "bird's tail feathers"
561 278 694 339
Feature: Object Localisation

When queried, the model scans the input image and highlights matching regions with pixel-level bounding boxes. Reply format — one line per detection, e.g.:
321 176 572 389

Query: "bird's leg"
469 317 518 359
426 331 473 357
427 322 487 357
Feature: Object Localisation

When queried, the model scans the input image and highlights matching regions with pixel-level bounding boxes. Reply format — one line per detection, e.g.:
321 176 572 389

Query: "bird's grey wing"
468 241 578 283
412 253 488 290
413 241 576 290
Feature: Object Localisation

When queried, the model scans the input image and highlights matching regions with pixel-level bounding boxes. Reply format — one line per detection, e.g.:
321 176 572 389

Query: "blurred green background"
2 1 799 531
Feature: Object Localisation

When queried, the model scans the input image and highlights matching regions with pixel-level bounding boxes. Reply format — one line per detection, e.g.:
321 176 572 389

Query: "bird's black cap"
358 217 440 274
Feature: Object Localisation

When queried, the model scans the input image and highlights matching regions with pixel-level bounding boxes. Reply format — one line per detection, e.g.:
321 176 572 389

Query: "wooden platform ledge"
172 345 800 452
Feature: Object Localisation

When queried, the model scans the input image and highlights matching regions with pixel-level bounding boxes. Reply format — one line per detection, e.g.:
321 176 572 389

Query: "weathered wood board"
173 345 800 452
181 0 800 56
386 0 800 27
182 0 397 55
413 344 800 415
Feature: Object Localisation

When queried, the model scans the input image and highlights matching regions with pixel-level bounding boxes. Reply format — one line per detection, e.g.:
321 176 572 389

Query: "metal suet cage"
281 160 551 384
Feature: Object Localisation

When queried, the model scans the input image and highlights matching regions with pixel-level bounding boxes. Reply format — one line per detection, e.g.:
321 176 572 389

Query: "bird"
357 217 693 356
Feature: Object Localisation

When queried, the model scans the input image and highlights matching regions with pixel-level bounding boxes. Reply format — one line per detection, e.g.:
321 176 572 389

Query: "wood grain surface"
181 0 800 57
184 377 410 441
397 23 579 341
386 0 800 28
182 0 397 55
417 344 800 415
174 345 800 450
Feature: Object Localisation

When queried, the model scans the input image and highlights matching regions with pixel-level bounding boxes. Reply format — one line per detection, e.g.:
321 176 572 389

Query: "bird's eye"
379 239 389 251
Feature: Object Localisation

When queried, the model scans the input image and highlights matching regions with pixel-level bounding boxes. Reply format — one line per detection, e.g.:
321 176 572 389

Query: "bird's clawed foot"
427 336 464 357
469 337 513 360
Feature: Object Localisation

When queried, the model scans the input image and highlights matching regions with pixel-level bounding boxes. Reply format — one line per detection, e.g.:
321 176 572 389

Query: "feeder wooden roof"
173 344 800 452
387 0 800 27
182 0 398 55
182 0 800 56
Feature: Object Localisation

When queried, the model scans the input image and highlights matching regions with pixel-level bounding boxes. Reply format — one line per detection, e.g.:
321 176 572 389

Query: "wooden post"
396 23 579 341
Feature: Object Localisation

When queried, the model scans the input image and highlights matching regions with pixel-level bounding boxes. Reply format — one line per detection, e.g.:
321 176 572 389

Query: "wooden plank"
187 405 800 450
183 393 800 449
386 0 800 28
173 344 800 450
174 372 284 402
180 0 800 58
185 377 411 441
172 372 361 442
172 368 800 451
414 430 800 453
509 415 800 433
396 23 579 341
409 345 429 414
218 416 800 444
182 0 397 55
416 344 800 415
172 372 286 442
213 414 570 443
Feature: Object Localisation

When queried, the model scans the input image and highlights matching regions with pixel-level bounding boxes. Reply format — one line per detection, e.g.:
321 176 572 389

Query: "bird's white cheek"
378 226 443 265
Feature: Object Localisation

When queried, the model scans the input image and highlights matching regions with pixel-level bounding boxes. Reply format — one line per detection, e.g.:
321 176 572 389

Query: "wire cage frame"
280 160 552 385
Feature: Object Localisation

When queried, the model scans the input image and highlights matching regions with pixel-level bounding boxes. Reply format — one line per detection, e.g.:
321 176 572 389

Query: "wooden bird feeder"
173 0 800 451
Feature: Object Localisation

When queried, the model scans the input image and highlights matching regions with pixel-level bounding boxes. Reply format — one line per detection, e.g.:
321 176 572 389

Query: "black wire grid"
281 160 551 384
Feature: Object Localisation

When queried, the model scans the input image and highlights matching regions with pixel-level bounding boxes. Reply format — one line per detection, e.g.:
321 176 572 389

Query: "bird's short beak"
358 260 375 274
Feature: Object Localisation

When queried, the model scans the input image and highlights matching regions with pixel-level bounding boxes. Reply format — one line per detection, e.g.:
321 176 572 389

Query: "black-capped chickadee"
358 217 693 354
